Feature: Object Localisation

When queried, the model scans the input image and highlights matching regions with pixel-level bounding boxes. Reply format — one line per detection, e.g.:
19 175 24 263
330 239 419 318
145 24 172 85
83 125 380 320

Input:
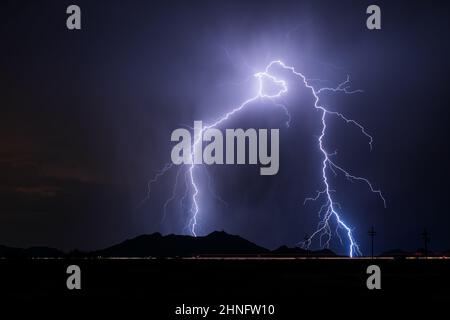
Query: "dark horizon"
1 229 448 259
1 0 450 256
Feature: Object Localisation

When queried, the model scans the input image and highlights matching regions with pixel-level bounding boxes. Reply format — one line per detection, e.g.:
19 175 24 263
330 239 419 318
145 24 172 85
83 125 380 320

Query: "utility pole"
368 226 376 259
421 229 430 258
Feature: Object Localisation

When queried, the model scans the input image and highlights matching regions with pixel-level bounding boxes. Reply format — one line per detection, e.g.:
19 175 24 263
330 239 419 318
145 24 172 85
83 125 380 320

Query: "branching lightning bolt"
144 59 385 257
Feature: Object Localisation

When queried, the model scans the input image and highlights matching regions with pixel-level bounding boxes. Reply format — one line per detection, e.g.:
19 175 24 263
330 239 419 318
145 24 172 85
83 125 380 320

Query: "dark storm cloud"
0 0 449 254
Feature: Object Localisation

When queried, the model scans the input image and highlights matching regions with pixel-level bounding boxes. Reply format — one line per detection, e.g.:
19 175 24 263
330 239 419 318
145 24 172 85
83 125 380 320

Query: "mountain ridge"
1 231 448 258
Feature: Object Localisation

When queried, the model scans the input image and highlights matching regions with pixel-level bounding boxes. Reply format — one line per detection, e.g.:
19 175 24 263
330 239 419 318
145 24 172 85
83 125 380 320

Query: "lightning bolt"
145 59 385 257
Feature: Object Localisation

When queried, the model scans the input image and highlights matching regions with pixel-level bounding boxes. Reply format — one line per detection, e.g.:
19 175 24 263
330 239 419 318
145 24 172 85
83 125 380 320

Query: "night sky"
1 0 449 255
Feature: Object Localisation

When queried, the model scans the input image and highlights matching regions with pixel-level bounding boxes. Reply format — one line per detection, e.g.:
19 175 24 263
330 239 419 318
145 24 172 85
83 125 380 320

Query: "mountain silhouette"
7 232 448 258
0 245 22 258
23 246 65 258
0 244 64 258
273 245 309 255
93 230 269 257
7 231 445 258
